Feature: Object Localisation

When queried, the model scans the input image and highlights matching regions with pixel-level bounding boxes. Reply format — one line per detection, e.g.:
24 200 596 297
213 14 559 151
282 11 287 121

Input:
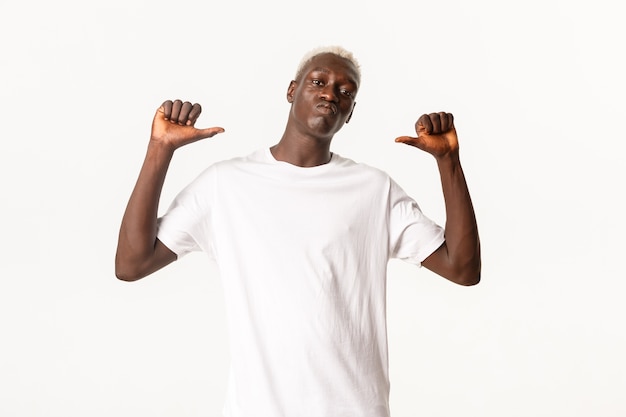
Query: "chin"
308 118 342 137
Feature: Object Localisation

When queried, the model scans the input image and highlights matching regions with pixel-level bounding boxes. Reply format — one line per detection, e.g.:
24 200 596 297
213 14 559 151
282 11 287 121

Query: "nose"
320 84 338 102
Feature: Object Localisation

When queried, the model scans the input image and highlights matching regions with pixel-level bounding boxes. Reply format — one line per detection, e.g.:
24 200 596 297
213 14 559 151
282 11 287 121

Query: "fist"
395 112 458 158
151 99 224 150
161 99 203 126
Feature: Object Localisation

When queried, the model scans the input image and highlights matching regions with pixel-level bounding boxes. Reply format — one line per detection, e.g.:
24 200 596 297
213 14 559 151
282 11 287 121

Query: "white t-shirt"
157 148 445 417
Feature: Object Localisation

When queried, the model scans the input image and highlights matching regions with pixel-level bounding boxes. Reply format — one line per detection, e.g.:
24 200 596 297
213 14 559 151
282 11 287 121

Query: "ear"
345 101 356 124
286 80 296 103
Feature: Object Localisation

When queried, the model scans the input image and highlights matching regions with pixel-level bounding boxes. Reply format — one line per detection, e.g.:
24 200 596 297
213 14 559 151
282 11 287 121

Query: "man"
116 45 480 417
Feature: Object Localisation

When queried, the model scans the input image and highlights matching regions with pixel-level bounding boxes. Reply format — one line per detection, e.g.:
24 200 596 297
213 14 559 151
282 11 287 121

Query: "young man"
115 46 480 417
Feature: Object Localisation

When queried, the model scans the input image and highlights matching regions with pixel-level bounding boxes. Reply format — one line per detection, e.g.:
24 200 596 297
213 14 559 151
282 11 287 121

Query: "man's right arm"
115 100 224 281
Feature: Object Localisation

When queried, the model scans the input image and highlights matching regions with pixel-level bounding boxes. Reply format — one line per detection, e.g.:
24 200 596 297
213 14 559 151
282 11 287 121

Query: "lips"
316 102 337 115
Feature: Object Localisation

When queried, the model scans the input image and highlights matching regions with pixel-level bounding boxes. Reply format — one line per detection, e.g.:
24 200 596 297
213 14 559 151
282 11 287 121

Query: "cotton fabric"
157 148 444 417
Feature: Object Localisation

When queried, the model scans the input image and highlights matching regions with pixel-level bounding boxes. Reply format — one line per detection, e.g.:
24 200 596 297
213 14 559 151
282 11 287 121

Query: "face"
287 53 359 139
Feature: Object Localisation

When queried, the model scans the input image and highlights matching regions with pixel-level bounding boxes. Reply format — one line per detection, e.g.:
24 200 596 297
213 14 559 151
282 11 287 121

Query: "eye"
341 89 354 97
312 79 323 86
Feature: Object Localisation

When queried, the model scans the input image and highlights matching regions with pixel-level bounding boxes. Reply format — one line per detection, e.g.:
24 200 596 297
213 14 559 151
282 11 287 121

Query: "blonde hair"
294 45 361 83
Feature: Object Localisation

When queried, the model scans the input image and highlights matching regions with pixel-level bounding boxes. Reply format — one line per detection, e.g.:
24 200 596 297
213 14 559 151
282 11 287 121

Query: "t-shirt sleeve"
156 167 215 260
388 178 445 266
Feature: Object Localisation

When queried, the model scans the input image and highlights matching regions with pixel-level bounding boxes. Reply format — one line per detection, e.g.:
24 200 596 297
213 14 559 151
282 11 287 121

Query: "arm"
115 100 224 281
395 112 481 286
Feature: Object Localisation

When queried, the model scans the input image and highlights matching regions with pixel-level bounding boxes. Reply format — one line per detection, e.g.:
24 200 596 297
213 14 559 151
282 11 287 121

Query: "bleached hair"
294 45 361 83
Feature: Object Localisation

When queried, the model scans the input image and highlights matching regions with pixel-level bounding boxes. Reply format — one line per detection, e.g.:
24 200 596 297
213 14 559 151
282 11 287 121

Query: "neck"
270 135 333 167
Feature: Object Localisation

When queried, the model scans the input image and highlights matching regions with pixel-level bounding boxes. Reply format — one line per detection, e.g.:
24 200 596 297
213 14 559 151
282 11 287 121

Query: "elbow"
115 269 142 282
114 242 175 282
456 270 481 286
115 254 146 282
456 249 482 286
115 265 143 282
450 258 482 286
454 262 481 287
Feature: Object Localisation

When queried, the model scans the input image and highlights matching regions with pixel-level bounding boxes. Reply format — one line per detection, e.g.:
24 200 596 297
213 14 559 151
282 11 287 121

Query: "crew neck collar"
264 148 336 170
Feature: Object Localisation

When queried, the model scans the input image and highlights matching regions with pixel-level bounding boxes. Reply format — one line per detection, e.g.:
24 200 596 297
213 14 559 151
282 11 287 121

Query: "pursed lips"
316 102 337 116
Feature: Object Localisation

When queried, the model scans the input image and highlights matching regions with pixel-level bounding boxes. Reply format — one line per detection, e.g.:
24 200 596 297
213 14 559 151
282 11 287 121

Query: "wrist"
146 139 176 163
147 138 176 155
435 151 461 167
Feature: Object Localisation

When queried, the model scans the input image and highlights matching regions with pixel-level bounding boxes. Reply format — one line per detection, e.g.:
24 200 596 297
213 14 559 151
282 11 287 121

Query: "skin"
114 103 224 280
270 53 359 167
396 113 481 285
115 53 480 286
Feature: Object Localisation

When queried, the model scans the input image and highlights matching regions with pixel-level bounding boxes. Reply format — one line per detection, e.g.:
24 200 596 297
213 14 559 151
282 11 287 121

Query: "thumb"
194 126 226 140
395 135 427 151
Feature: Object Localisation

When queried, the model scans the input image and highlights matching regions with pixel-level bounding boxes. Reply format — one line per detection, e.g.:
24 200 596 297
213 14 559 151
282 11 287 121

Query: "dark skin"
115 53 480 285
270 53 358 167
396 113 481 285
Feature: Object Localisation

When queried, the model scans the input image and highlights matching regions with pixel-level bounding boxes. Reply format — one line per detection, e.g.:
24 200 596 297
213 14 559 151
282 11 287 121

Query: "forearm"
115 141 175 279
435 152 481 284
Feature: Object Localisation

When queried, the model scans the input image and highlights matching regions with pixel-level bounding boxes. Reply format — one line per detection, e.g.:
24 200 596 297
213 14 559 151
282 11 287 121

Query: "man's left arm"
396 112 481 286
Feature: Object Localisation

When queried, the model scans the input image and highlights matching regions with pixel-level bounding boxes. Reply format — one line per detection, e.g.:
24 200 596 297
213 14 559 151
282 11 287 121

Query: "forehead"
301 53 360 86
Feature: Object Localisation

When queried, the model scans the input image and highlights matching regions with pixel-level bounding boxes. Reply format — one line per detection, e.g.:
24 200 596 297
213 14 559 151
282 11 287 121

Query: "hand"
395 112 458 158
150 99 224 150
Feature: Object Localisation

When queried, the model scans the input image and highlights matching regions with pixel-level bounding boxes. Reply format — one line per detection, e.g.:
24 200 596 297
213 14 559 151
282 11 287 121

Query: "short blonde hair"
294 45 361 83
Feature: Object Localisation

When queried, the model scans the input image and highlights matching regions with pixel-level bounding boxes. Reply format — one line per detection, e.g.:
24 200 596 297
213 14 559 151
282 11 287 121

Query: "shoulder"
193 148 263 176
333 153 393 184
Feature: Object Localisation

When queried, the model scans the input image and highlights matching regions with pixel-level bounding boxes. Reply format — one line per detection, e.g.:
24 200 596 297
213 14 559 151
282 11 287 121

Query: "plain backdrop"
1 0 624 416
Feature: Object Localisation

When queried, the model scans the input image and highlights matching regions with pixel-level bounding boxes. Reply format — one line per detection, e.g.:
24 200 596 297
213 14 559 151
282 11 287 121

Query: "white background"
1 0 624 416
